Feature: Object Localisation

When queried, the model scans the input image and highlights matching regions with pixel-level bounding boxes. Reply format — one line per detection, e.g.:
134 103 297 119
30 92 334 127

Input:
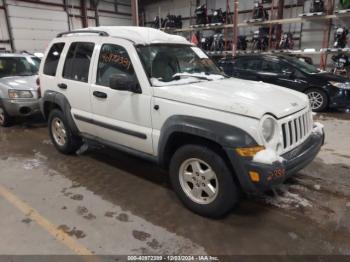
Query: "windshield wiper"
172 73 208 81
173 72 225 81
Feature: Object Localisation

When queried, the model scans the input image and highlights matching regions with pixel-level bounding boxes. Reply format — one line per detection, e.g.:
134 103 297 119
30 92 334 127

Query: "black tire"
306 88 328 112
0 105 12 127
48 109 82 154
169 144 240 218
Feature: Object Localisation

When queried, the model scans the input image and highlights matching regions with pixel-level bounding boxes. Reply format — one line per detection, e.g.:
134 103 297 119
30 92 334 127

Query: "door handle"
57 83 67 89
93 91 107 99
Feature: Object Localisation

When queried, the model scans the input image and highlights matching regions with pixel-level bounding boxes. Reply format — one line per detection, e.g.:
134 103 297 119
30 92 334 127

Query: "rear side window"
63 42 94 82
43 42 65 76
235 58 261 71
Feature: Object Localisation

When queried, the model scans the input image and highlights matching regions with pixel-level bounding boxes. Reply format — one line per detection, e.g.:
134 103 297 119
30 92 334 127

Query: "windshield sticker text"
100 53 131 70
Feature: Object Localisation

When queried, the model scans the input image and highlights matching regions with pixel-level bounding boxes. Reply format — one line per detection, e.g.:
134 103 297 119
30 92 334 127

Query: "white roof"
0 53 35 58
62 26 190 45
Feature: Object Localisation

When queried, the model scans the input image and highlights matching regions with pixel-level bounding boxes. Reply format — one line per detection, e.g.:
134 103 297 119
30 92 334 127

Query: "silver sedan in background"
0 53 41 126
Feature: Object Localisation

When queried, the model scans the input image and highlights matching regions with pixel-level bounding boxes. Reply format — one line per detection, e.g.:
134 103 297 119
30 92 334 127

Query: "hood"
153 78 309 119
0 75 38 91
310 72 349 83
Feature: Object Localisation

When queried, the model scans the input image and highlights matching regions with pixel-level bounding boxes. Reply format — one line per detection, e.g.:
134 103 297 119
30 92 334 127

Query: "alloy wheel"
179 158 219 205
51 117 67 147
307 91 324 111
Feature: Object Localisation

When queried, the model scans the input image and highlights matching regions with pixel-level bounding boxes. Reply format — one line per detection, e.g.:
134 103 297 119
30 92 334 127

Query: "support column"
320 0 335 69
232 0 238 56
80 0 88 28
3 0 14 52
63 0 71 31
268 0 275 49
94 0 100 27
276 0 284 43
131 0 139 26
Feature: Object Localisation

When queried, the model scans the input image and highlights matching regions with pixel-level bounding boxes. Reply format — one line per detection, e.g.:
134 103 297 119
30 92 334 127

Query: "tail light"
36 77 41 98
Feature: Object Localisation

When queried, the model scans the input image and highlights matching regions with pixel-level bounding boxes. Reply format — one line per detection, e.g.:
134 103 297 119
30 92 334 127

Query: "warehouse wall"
97 0 132 27
142 0 350 66
0 0 10 51
6 0 69 53
0 0 132 53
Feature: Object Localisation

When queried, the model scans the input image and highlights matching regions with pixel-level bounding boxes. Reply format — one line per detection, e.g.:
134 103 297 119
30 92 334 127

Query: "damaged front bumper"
226 128 325 194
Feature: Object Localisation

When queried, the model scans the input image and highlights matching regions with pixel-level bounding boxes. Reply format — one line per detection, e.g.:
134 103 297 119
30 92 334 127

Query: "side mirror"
109 74 142 94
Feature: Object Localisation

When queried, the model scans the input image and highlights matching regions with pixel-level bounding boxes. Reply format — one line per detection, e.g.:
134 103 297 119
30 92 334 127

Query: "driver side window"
280 63 304 78
96 44 136 88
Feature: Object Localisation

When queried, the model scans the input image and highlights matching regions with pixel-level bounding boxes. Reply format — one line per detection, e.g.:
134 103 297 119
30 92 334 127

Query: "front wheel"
0 106 12 127
306 88 328 112
48 109 82 154
169 144 239 218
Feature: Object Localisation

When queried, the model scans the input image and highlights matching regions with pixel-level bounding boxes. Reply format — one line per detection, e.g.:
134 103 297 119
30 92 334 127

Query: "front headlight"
329 81 350 90
8 90 33 99
260 116 277 143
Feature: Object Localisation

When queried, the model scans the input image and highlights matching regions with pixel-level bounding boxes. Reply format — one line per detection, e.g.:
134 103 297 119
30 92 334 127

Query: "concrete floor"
0 113 350 256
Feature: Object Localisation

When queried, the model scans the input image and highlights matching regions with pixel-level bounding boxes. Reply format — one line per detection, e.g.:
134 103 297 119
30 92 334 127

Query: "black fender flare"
41 90 80 135
158 115 258 167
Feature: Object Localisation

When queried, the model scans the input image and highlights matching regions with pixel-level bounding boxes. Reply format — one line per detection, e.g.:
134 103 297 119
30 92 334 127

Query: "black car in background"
219 54 350 112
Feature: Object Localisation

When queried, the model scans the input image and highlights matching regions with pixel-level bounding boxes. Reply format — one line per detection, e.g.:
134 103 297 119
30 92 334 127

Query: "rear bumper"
226 130 324 194
2 98 40 117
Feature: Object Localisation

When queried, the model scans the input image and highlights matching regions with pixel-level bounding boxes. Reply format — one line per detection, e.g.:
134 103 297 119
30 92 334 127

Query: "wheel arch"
305 86 329 95
158 115 258 171
42 90 80 135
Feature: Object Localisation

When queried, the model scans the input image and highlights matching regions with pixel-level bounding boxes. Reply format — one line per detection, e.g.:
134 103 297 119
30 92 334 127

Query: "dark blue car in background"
219 54 350 112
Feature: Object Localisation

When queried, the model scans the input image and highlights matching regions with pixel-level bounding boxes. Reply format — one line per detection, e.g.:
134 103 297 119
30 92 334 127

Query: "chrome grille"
281 109 313 152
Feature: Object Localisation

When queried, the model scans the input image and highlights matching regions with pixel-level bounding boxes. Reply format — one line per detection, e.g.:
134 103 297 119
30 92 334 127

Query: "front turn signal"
236 146 265 157
249 171 260 182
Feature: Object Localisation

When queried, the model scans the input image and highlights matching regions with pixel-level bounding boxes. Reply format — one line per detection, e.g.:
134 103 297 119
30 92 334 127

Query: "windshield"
137 44 224 86
285 56 319 74
0 56 40 78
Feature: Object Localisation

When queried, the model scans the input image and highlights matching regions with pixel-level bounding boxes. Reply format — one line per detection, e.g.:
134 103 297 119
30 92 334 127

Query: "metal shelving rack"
174 12 350 32
163 0 350 69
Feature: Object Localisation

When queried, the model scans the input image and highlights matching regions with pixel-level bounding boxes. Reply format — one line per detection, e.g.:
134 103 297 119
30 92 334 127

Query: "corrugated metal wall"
7 1 69 52
0 0 10 51
98 0 132 26
0 0 349 67
0 0 132 53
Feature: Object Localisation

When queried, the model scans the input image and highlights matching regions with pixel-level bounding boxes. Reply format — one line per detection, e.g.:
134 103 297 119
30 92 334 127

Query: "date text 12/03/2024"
127 255 220 261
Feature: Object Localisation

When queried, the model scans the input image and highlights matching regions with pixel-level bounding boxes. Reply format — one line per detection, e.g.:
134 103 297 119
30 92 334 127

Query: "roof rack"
57 30 109 38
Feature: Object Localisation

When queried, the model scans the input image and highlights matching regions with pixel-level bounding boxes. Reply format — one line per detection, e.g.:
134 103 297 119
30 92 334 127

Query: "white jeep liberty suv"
39 26 324 218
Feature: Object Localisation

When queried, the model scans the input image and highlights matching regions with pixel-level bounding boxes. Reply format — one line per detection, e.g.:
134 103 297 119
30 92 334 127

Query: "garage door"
7 4 68 53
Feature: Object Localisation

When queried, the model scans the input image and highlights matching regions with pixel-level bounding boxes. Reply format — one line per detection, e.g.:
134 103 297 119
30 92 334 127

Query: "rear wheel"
169 144 239 218
306 88 328 112
48 109 82 154
0 106 12 127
